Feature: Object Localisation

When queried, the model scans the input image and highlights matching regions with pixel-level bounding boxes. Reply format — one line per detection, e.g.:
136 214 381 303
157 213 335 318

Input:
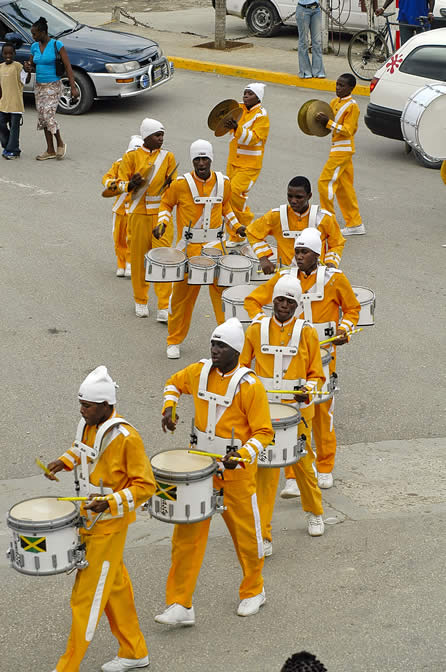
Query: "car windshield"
1 0 77 39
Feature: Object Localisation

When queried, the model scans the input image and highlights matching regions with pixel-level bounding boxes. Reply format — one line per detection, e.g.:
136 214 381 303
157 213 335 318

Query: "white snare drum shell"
217 255 252 287
314 346 335 405
258 403 304 468
145 248 186 282
240 244 278 283
352 286 375 326
222 284 272 327
187 256 216 285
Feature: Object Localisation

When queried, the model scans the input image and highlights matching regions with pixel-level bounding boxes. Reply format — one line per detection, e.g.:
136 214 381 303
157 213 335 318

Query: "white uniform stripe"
164 394 179 403
61 452 75 466
123 488 135 511
251 493 264 559
85 561 110 641
164 385 180 394
330 147 353 153
328 166 341 201
237 149 262 156
113 492 124 516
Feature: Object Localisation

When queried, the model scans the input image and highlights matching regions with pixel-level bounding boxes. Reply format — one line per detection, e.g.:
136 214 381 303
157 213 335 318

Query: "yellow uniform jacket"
240 317 325 421
117 146 177 215
102 158 128 216
227 102 270 170
244 266 360 333
246 204 345 268
157 170 239 251
59 411 156 533
162 361 274 480
327 95 360 155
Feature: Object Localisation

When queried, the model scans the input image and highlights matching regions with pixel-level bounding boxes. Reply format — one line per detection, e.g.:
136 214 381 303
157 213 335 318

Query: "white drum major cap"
78 366 118 405
210 318 245 353
245 82 265 102
127 134 143 152
190 139 214 163
140 118 165 140
272 275 302 304
294 228 322 256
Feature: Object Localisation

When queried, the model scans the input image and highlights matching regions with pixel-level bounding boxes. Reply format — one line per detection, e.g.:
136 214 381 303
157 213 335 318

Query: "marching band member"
240 275 326 551
223 83 270 240
45 366 155 672
244 229 360 490
153 139 240 360
102 135 143 278
245 175 345 275
117 118 177 321
155 318 274 624
317 74 366 236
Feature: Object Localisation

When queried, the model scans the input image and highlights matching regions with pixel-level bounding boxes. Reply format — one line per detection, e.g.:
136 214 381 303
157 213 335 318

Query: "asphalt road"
1 71 445 672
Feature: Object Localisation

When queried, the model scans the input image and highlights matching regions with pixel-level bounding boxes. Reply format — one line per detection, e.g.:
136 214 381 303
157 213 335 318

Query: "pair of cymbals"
208 99 243 137
298 99 334 137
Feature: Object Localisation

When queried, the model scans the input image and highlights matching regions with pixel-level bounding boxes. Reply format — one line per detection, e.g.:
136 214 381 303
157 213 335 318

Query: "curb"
168 56 370 97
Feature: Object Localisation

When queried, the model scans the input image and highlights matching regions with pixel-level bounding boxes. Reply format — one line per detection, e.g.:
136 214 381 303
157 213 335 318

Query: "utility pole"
214 0 227 50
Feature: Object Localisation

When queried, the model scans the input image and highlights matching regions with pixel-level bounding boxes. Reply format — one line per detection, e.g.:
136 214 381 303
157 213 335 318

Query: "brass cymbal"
306 100 334 137
208 99 240 132
214 106 243 137
297 99 318 136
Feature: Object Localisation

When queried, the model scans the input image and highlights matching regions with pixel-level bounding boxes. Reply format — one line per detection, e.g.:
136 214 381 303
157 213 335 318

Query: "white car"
364 27 446 168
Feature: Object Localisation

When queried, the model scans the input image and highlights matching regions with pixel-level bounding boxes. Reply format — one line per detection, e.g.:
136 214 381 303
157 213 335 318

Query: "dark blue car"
0 0 174 114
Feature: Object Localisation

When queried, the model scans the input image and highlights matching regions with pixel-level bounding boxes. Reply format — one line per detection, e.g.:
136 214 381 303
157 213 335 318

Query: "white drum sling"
280 203 319 239
183 172 225 244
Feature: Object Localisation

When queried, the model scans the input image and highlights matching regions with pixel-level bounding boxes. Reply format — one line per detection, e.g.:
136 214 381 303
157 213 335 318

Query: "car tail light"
370 77 379 93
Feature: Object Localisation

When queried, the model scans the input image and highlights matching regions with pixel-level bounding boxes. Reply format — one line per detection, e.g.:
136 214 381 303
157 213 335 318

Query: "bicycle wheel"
348 29 390 81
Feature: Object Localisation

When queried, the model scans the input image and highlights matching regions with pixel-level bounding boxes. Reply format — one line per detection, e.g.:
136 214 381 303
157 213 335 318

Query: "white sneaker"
318 472 333 489
154 603 195 626
280 479 300 499
341 223 366 236
101 656 149 672
116 268 125 277
124 263 131 277
101 656 149 671
307 514 325 537
135 303 149 318
167 344 180 359
237 589 266 617
263 539 272 557
157 309 168 323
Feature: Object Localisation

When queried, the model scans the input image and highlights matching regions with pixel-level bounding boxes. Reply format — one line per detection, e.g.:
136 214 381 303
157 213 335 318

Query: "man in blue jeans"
296 1 326 79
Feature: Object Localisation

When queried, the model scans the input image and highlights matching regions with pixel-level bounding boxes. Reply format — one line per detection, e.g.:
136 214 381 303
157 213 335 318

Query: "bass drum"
401 84 446 164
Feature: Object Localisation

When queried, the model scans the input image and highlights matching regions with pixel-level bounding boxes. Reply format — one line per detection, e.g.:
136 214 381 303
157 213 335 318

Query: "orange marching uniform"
318 93 362 229
246 203 345 268
240 304 325 543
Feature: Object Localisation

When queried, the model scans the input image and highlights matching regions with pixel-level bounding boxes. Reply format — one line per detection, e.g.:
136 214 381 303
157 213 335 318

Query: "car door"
0 13 34 92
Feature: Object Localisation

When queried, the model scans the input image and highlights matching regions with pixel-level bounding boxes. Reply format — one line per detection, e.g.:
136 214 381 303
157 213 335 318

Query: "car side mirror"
5 32 24 49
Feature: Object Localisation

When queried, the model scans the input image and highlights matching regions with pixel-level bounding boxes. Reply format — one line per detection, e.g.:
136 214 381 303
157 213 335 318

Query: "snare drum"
145 248 187 283
187 256 216 285
258 403 304 468
6 497 83 576
222 284 272 328
148 450 217 524
202 247 223 261
351 286 375 326
240 244 278 282
401 84 446 162
217 255 252 287
314 347 335 405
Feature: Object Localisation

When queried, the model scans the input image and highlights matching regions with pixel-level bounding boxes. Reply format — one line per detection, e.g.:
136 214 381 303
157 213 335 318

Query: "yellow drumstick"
188 449 250 463
319 327 363 346
265 389 322 396
171 404 176 435
57 496 110 502
36 458 60 482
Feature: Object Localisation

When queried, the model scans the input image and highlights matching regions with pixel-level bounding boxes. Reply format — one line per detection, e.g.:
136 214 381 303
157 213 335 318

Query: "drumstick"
155 162 180 196
57 496 110 501
265 389 321 396
171 405 176 435
36 458 60 482
319 327 363 346
188 449 250 463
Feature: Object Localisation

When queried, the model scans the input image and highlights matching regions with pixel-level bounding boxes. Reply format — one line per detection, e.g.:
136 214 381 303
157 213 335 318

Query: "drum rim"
320 347 332 365
7 496 79 531
351 285 375 301
146 249 186 266
188 256 217 269
150 450 217 482
147 504 216 524
201 248 223 257
269 402 299 428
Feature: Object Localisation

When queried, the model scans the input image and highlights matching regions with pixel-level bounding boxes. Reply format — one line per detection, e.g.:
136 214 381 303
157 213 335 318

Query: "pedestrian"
0 42 30 159
281 650 327 671
24 16 78 161
375 0 434 44
295 1 326 79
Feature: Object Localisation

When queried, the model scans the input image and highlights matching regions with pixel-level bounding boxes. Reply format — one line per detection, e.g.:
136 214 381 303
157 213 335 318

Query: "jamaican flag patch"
19 535 47 553
155 481 177 501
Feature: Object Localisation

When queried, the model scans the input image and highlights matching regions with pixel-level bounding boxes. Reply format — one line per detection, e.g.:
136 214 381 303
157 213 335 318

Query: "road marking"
0 177 53 196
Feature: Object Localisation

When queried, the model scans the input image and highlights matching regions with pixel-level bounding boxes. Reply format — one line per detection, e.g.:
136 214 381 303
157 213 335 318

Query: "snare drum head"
320 346 331 364
189 256 216 268
352 286 374 303
222 284 257 302
219 255 252 270
148 248 186 265
268 403 298 420
9 497 76 522
202 247 223 258
151 449 213 473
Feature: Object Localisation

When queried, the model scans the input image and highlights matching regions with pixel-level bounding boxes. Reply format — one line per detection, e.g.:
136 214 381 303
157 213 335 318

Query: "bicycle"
347 13 431 81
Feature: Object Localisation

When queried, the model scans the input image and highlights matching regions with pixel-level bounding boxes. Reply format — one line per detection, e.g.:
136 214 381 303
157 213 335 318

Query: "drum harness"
183 172 225 246
279 203 319 238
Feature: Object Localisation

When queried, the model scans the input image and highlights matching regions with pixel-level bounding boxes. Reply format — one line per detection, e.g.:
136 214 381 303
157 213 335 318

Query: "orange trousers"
165 474 264 606
318 153 362 228
257 415 323 543
112 212 130 270
226 163 260 237
167 276 225 345
127 212 173 307
55 526 147 672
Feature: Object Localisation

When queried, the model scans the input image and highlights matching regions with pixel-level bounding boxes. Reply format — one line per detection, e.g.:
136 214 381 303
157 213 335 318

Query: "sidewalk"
68 6 370 96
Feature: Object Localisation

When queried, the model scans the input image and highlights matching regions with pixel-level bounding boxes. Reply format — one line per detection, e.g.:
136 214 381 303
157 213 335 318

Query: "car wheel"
58 70 95 115
411 147 442 170
246 1 282 37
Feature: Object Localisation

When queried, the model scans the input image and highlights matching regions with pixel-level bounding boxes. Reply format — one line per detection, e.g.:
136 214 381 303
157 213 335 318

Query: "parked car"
0 0 173 114
364 27 446 168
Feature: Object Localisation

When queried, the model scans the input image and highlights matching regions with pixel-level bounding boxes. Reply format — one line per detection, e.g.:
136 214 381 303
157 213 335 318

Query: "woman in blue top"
24 16 77 160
